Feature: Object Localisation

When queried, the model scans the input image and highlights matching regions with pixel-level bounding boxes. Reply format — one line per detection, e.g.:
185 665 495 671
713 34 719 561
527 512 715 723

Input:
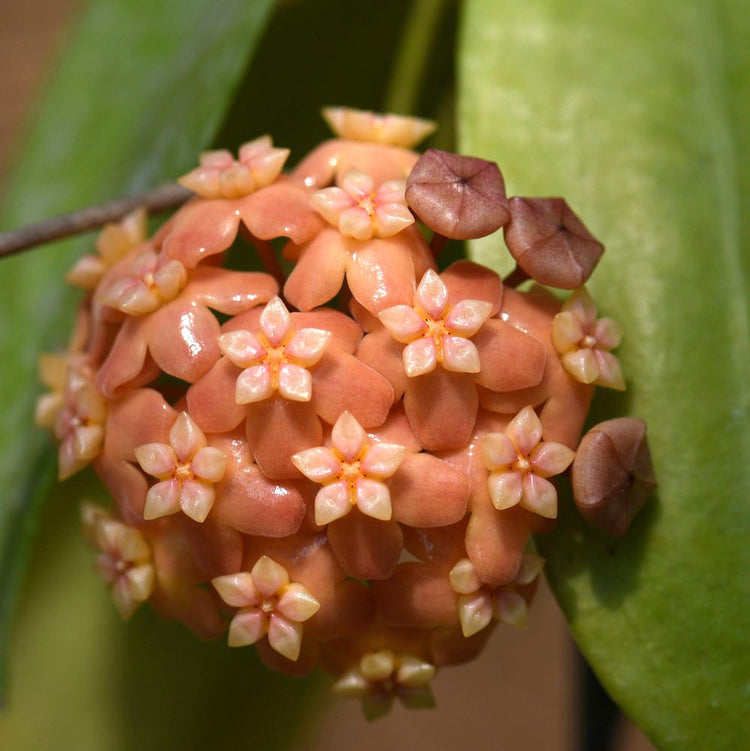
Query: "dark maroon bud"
571 418 656 537
405 149 510 240
503 197 604 289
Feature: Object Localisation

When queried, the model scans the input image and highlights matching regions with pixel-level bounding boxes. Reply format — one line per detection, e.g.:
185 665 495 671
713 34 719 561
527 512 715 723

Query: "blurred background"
0 2 658 749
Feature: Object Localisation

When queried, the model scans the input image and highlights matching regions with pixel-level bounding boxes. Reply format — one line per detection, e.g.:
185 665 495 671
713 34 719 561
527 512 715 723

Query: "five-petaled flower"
134 411 227 522
378 268 494 377
291 411 406 525
311 168 414 241
449 553 545 637
178 135 290 200
482 405 575 519
82 505 154 621
212 555 320 661
332 649 437 720
97 248 187 316
552 286 625 390
218 295 331 404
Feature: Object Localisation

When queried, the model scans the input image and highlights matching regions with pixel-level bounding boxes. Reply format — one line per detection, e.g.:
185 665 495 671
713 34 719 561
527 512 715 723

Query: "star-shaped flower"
322 107 436 148
218 296 331 404
66 207 148 290
82 505 154 621
311 168 414 241
178 135 290 200
482 406 575 519
97 247 187 316
134 411 227 523
449 553 545 637
551 286 625 390
332 649 436 720
212 556 320 661
48 361 107 481
378 268 494 376
291 411 407 525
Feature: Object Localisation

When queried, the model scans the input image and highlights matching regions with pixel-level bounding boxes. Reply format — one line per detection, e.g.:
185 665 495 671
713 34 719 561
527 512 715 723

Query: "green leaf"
459 1 749 748
0 0 274 702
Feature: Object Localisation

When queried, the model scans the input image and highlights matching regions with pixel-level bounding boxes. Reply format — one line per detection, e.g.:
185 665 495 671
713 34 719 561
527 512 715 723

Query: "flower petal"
277 363 313 402
378 305 427 342
457 591 494 637
179 479 216 523
481 432 517 470
284 328 331 366
360 442 407 478
487 470 524 511
268 615 304 661
530 441 575 477
218 329 266 367
235 364 273 404
506 406 543 456
251 555 290 598
134 442 175 478
259 296 292 346
227 609 266 647
212 572 258 608
190 446 227 483
355 478 392 521
314 481 353 526
403 338 437 377
561 347 600 384
169 411 206 463
594 350 626 390
521 474 559 518
331 411 367 462
494 590 528 629
445 299 493 336
276 583 320 623
144 479 181 519
415 269 448 319
441 336 480 373
449 558 482 595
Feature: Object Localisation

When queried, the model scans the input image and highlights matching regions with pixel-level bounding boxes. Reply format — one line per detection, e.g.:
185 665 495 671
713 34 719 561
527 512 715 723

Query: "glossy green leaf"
459 1 749 748
0 0 274 703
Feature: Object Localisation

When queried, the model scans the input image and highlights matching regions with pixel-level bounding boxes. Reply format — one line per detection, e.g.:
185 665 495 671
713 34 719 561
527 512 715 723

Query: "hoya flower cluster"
37 107 654 719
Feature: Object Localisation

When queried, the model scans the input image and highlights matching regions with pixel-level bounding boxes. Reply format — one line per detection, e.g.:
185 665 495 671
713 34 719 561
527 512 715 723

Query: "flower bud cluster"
36 107 653 717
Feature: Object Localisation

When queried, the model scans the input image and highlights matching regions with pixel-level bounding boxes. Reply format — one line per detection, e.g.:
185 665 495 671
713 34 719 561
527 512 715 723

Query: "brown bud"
503 197 604 289
571 418 656 537
405 149 510 240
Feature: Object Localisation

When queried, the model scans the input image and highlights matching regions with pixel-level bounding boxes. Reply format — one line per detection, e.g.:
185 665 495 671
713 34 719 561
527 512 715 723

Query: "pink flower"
40 359 107 480
358 262 547 451
212 555 320 661
448 553 544 637
82 505 154 621
97 247 187 316
178 135 290 200
292 410 407 525
186 304 394 480
291 409 469 580
552 286 625 390
218 295 331 404
321 107 436 148
332 649 437 720
378 268 493 376
311 168 414 241
134 411 227 523
482 405 575 519
94 246 278 398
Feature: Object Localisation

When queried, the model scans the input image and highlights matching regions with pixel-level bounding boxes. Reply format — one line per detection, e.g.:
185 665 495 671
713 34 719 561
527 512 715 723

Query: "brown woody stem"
0 183 193 259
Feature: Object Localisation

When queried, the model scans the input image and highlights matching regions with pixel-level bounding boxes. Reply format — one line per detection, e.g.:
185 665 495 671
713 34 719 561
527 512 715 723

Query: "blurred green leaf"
0 0 274 704
459 0 749 748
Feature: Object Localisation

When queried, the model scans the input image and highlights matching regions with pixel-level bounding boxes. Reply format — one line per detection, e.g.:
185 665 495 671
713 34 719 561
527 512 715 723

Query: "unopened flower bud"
571 418 656 536
503 197 604 289
405 149 510 239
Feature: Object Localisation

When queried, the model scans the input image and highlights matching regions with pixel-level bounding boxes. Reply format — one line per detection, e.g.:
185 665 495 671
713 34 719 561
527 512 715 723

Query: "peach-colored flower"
212 556 320 661
449 553 544 637
95 247 278 398
482 405 575 519
311 168 414 241
47 361 107 480
378 268 493 376
178 135 290 200
218 296 331 404
322 107 436 148
332 649 436 719
552 286 625 390
66 208 148 290
97 247 187 316
358 262 546 451
134 411 226 523
82 505 154 620
292 411 407 525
